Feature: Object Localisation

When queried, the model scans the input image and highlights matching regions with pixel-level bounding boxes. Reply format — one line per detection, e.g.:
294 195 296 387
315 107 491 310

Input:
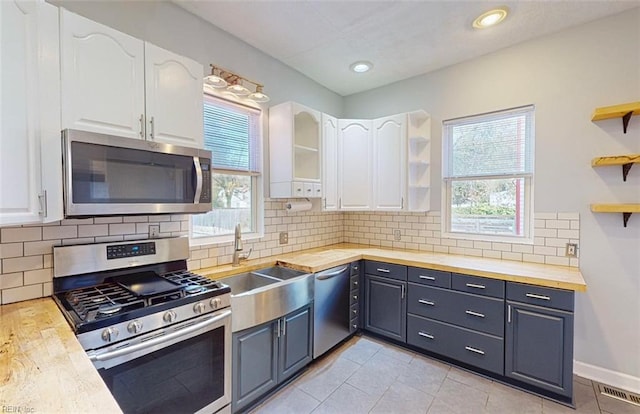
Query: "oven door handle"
89 309 231 363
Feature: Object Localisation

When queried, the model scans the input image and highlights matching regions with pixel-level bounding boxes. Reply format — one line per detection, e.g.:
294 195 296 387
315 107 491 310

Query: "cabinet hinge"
38 190 47 217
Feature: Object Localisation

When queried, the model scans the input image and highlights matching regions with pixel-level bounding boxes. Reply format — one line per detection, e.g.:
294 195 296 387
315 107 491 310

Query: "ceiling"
175 1 639 96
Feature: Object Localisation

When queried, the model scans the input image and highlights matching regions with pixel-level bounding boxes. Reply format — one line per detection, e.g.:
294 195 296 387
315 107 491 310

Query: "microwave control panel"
107 242 156 260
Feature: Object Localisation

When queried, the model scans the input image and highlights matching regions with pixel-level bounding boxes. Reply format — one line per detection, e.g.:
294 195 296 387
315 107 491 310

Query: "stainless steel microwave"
62 129 212 217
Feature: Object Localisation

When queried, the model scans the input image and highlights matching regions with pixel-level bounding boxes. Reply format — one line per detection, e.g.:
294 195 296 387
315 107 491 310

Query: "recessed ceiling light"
350 61 373 73
473 7 509 29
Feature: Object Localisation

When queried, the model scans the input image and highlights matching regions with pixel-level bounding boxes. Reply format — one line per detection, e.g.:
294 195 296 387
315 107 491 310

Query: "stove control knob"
101 327 119 343
193 302 206 314
209 298 222 309
127 320 143 334
163 311 177 323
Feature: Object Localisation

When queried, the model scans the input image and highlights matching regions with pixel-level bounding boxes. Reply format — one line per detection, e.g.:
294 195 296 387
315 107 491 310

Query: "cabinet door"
322 114 339 210
364 274 406 342
505 301 573 398
144 42 204 148
60 9 145 139
278 304 313 382
232 321 278 413
373 114 406 210
338 119 372 210
1 0 61 226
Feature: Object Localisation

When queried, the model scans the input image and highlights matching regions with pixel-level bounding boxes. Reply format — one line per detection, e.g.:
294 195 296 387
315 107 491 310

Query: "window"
442 105 534 242
191 94 262 243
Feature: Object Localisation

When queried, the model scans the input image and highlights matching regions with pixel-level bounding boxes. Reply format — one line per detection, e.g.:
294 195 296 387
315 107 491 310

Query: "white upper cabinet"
1 0 62 226
322 114 338 210
60 9 145 140
373 114 406 211
60 9 204 147
338 119 373 210
269 102 322 198
144 43 204 148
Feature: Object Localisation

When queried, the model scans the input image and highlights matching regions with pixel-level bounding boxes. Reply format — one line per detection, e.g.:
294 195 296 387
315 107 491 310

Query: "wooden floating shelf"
591 203 640 227
592 153 640 181
591 101 640 133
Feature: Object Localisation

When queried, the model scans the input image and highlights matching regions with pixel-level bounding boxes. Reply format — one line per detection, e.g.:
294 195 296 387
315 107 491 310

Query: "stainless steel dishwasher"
313 263 354 358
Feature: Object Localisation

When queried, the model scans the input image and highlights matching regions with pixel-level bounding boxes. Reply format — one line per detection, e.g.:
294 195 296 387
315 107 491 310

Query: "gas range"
53 237 230 350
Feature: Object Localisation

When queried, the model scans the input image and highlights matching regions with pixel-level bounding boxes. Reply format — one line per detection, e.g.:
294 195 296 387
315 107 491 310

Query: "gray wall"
345 9 640 388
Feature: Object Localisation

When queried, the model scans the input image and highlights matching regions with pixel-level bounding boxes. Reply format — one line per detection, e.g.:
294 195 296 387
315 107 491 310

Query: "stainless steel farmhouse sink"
221 272 280 294
221 266 313 332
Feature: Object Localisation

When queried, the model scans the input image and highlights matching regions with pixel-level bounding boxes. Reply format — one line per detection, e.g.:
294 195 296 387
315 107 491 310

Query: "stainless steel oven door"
88 308 231 414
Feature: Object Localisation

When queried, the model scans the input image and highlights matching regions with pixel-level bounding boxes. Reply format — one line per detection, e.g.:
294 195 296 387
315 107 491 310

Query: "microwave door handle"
193 156 203 203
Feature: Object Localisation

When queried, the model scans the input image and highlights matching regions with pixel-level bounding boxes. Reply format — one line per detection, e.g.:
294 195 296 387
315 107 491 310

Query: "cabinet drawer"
408 267 451 288
407 315 504 375
408 284 504 336
452 273 505 298
365 261 407 280
507 283 574 312
350 275 360 291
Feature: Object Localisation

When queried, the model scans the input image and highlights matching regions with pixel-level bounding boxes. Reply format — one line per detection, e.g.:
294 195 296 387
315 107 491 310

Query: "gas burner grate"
162 270 223 291
65 283 145 322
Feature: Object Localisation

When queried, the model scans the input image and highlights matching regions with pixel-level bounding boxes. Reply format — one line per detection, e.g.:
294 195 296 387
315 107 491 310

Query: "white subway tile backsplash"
534 246 557 256
78 224 109 237
0 272 23 289
24 240 59 256
546 256 570 266
2 284 43 304
109 223 136 235
24 268 52 285
2 255 43 273
94 217 123 224
0 243 24 259
1 227 41 243
61 218 93 225
160 221 181 233
557 229 579 239
43 226 77 240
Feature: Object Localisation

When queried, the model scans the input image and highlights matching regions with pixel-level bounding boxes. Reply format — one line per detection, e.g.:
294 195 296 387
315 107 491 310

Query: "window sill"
442 231 534 245
189 231 264 247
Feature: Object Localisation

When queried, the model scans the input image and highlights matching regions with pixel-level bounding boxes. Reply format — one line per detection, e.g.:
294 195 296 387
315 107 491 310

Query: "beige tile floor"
250 335 640 414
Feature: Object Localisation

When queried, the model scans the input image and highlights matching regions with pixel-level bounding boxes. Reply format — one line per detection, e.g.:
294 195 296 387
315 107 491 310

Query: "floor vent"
595 382 640 406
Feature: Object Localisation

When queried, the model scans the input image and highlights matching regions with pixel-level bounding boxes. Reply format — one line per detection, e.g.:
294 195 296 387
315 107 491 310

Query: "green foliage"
453 204 515 216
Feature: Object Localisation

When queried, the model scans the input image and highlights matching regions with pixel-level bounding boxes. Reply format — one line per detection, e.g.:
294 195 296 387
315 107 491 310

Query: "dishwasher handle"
316 265 350 280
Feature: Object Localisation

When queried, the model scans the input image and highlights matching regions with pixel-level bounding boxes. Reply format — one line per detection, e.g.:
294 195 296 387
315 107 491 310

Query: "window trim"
441 106 535 244
189 90 265 246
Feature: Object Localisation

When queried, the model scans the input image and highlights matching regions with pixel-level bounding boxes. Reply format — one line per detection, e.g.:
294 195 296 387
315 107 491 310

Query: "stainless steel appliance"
52 237 231 414
62 129 212 217
313 262 358 358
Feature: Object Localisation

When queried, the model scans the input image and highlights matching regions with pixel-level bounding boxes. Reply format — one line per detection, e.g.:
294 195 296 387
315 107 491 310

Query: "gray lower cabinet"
364 273 407 342
232 304 313 413
505 282 574 399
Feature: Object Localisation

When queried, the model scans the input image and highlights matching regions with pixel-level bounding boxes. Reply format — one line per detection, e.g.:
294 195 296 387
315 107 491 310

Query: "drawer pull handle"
352 309 358 315
353 295 358 301
525 293 551 301
465 310 485 318
466 283 486 289
353 281 358 286
419 275 436 280
465 346 485 355
418 299 435 306
376 268 390 273
418 331 434 339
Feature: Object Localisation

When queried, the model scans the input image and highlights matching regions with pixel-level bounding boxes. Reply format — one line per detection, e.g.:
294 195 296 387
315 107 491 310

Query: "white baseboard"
574 360 640 394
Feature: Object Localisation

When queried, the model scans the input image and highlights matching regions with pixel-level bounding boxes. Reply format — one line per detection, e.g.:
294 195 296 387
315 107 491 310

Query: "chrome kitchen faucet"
232 223 252 266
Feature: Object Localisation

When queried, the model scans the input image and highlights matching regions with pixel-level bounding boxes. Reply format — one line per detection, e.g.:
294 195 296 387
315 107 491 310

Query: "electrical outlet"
393 229 401 241
565 243 578 257
279 232 289 245
149 225 160 238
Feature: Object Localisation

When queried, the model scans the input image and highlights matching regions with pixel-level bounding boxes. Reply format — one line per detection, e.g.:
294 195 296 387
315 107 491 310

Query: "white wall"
345 9 640 390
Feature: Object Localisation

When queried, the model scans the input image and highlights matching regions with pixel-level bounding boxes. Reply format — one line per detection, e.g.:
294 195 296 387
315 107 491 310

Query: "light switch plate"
279 232 288 244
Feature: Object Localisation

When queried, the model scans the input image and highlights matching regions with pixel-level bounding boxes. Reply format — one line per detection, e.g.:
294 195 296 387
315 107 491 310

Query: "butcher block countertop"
0 298 123 414
200 243 587 292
